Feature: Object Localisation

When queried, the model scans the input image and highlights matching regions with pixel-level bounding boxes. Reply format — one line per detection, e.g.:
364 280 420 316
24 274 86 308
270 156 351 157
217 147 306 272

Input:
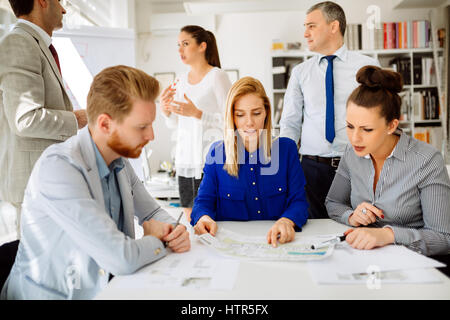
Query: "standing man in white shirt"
0 0 87 235
280 1 380 219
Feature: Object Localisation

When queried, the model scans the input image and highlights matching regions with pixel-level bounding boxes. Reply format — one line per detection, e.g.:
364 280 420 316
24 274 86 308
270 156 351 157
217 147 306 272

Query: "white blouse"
164 67 232 179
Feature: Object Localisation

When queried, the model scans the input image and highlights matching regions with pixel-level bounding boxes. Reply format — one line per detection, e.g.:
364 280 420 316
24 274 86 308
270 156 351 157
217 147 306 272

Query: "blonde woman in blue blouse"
326 65 450 256
191 77 309 247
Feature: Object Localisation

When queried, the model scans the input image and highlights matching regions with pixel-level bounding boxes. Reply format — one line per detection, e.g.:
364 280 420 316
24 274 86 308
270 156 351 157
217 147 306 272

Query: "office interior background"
0 0 449 245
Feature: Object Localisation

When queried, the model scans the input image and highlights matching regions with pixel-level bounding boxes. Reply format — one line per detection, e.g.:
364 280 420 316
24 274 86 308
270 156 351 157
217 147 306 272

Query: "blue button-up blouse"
190 137 309 229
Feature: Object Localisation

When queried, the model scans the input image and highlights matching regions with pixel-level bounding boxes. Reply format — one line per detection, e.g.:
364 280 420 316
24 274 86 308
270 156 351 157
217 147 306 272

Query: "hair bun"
356 65 403 93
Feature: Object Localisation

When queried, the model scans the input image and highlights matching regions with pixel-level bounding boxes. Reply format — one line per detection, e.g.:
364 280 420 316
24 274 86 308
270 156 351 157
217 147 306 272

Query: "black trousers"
301 156 337 219
0 240 19 292
178 175 203 208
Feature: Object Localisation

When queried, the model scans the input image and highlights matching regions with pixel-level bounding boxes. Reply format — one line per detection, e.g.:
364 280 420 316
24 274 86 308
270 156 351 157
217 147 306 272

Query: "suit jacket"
0 127 176 300
0 22 77 204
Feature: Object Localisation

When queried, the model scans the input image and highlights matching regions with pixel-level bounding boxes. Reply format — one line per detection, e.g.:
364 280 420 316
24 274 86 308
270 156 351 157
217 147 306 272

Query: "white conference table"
96 208 450 300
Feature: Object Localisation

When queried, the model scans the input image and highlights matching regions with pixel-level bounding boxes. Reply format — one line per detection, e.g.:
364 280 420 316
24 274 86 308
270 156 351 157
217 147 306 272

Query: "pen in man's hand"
164 211 184 248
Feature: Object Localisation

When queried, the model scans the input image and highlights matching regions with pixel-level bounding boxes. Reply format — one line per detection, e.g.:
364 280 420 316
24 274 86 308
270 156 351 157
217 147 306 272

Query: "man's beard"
107 130 147 159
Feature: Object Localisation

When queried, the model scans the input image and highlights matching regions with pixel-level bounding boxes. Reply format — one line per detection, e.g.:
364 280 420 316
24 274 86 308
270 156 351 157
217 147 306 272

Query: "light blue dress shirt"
90 136 125 231
280 44 380 157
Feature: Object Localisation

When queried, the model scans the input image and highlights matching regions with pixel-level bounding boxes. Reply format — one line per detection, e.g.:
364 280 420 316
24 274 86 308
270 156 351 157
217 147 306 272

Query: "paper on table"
113 253 240 291
197 228 334 261
307 242 445 284
309 267 442 285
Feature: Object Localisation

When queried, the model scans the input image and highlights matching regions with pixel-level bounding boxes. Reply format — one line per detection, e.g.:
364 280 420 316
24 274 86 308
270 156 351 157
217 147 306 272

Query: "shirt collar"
89 133 125 179
237 137 271 164
318 43 348 65
17 18 52 47
363 129 407 161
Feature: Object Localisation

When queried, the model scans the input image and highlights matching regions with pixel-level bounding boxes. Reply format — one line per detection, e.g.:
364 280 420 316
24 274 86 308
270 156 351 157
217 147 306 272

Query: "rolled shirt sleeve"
385 151 450 256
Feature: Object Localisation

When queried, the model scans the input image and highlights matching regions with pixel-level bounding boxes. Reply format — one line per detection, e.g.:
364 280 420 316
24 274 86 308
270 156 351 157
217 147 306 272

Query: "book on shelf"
345 24 363 50
412 89 440 121
421 58 436 86
413 127 443 151
388 56 437 87
411 56 437 86
437 28 446 48
399 91 411 121
381 20 431 49
334 20 440 51
273 97 284 125
389 57 411 85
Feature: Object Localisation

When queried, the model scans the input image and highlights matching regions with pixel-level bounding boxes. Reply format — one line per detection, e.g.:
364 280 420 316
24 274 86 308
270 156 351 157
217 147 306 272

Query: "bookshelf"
271 51 312 134
270 46 447 156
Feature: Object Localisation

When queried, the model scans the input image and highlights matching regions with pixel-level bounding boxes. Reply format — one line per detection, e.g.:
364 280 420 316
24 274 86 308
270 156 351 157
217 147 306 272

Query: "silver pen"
164 212 183 248
311 234 346 250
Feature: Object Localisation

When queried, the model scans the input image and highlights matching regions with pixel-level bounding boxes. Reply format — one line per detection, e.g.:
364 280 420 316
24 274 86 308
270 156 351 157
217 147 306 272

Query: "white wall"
136 1 449 172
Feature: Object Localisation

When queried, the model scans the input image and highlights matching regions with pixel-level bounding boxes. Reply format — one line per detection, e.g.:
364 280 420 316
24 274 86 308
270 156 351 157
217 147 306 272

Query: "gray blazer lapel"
117 170 135 239
78 127 106 213
16 23 68 99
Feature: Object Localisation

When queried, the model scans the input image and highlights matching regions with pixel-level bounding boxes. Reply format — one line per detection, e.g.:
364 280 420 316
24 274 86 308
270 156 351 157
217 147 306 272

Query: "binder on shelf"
272 57 286 89
413 57 422 85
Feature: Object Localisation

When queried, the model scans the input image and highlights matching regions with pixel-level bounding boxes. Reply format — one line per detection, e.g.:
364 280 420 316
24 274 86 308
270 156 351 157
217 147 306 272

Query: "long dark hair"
348 65 403 123
181 25 221 68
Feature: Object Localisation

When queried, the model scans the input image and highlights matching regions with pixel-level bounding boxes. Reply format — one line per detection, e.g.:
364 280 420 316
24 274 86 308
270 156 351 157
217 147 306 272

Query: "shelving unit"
270 45 447 156
270 51 312 134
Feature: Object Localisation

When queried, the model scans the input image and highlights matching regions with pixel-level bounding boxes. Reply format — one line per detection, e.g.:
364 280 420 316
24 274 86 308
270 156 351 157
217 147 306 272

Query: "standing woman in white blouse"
160 25 232 221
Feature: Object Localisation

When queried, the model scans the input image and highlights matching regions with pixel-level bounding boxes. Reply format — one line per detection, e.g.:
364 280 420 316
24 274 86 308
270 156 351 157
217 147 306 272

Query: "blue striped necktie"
322 55 337 143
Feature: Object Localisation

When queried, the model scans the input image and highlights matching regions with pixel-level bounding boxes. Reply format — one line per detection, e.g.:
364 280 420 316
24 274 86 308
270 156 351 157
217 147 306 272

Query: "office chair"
0 240 19 292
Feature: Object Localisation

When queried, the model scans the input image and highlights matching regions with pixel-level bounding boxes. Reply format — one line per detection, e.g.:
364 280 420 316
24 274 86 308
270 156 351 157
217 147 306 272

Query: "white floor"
0 201 18 246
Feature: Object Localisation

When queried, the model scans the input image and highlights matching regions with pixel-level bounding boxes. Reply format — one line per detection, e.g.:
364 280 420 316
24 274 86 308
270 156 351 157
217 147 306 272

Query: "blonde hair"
223 77 272 177
87 65 160 126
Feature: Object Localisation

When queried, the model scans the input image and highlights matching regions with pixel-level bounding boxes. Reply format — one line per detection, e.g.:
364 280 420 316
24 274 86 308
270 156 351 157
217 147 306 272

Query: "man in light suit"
0 0 87 235
1 65 191 300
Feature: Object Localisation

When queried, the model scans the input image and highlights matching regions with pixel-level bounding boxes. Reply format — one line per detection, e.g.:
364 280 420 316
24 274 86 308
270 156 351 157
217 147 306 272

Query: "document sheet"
308 242 446 284
114 251 240 291
197 228 334 261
